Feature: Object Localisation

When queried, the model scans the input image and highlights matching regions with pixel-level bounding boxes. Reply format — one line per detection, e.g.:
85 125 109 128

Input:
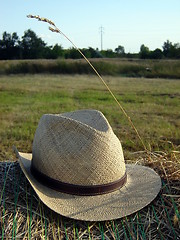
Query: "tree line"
0 29 180 60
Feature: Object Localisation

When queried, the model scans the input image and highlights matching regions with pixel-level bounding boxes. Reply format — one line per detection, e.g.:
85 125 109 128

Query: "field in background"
0 58 180 78
0 74 179 161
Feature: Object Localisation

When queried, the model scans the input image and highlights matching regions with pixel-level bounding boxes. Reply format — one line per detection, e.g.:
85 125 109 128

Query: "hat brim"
17 151 161 221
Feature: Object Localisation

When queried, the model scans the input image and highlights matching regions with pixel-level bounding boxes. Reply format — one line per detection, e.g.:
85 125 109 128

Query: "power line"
99 26 104 51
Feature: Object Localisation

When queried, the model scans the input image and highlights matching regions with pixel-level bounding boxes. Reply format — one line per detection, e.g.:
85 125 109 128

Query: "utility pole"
99 26 104 51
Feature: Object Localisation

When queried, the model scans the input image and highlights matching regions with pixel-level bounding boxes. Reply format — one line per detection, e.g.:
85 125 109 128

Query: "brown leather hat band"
31 164 127 196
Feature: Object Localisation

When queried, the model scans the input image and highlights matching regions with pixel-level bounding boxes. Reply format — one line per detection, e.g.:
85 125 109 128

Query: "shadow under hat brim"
17 151 161 221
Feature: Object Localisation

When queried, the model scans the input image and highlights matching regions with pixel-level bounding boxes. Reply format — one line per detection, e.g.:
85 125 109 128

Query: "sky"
0 0 180 53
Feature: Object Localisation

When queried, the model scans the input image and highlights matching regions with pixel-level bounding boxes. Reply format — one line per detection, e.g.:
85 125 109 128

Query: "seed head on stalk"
27 15 56 27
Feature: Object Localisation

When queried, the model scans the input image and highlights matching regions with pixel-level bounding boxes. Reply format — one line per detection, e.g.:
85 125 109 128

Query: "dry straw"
27 14 147 151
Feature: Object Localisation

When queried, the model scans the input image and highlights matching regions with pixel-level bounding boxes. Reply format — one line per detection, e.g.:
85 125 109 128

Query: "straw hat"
15 109 161 221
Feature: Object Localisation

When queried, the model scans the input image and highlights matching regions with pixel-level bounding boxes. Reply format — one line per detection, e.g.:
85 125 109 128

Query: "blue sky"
0 0 180 52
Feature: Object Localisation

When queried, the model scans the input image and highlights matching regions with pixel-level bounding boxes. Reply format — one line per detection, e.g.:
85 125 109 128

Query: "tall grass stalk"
27 14 147 151
152 205 164 239
12 170 22 240
98 222 105 240
39 201 47 239
160 195 177 238
26 185 32 240
129 217 137 237
121 220 128 240
124 217 133 240
87 222 92 240
114 220 120 239
1 163 9 240
0 163 11 205
64 221 68 240
137 213 146 239
57 217 61 239
110 221 117 240
162 181 180 221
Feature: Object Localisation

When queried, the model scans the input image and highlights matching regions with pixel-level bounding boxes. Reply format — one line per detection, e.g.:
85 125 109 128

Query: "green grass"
0 74 179 162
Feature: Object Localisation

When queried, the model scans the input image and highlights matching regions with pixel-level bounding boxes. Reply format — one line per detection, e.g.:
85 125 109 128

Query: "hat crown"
32 110 125 186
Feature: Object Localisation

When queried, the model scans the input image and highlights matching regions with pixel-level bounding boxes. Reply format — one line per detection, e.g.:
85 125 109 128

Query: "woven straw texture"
32 110 125 185
16 109 161 221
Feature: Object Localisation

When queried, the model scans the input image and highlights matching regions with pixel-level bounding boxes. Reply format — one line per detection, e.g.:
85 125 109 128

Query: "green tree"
173 43 180 58
162 40 173 57
101 49 116 58
139 44 150 59
0 31 20 59
21 29 46 59
115 45 125 56
65 47 81 59
150 48 163 59
83 47 102 58
51 44 64 59
162 40 180 58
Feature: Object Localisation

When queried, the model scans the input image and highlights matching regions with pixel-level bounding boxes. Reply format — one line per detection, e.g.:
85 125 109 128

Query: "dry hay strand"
131 143 180 182
1 150 179 239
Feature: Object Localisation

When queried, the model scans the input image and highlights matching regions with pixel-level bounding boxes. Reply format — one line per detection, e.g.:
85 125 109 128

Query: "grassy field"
0 74 180 239
0 74 179 161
